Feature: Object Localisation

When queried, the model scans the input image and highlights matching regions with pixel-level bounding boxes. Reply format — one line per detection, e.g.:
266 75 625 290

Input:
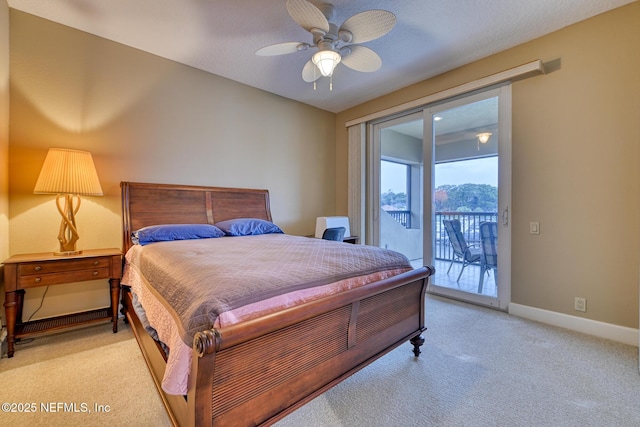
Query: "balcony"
385 210 498 296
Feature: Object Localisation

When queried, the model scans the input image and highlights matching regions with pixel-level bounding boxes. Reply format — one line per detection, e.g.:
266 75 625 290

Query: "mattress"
121 234 413 394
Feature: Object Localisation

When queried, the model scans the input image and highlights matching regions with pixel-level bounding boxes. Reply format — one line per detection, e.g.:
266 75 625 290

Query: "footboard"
187 266 433 426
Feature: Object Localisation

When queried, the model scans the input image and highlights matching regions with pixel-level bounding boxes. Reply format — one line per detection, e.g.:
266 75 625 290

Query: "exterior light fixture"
476 132 492 150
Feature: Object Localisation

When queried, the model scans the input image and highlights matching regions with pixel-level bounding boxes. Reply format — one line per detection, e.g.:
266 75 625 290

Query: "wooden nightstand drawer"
18 267 111 288
18 257 111 276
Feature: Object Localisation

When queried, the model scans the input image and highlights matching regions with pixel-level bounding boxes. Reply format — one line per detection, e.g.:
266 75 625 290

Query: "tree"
382 184 497 212
380 190 407 210
434 183 497 212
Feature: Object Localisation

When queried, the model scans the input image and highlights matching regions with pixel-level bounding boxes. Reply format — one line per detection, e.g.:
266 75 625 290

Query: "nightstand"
2 248 122 358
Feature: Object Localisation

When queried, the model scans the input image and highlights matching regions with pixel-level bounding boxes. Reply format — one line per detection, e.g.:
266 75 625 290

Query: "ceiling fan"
256 0 396 89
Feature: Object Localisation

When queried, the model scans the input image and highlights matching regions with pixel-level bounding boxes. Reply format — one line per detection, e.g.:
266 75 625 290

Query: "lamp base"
54 250 83 256
55 194 82 256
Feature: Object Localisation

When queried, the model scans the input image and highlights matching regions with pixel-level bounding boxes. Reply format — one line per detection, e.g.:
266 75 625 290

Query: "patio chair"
322 227 346 241
442 219 482 282
478 221 498 293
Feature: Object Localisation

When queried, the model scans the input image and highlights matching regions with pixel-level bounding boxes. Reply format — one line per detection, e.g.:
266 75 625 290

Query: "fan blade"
286 0 329 33
256 42 308 56
302 60 321 82
341 45 382 72
340 10 396 44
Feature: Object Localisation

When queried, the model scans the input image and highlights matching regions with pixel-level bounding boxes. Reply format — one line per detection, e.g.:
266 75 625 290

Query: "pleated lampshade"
34 148 103 196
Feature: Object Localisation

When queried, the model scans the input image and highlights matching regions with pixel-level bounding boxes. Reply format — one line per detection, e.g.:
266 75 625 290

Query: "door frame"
424 85 512 309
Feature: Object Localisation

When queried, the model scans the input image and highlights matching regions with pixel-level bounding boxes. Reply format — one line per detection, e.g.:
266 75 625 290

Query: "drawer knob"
34 265 42 271
35 277 41 283
93 260 99 266
93 271 99 276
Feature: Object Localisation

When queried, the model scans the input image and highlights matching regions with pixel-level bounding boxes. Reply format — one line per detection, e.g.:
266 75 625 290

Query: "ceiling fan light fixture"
258 0 396 88
312 50 341 77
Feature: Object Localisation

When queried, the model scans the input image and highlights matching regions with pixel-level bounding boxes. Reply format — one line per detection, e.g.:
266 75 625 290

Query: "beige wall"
336 3 640 328
1 0 9 312
8 11 336 319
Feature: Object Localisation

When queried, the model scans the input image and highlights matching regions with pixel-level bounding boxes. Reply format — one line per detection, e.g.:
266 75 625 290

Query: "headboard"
121 181 272 253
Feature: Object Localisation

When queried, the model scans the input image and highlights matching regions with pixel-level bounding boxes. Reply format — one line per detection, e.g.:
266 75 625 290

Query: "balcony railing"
381 210 497 262
435 212 497 261
385 210 411 228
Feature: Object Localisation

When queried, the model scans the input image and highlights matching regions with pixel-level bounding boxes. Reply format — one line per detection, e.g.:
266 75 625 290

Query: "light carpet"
1 295 639 426
0 322 172 427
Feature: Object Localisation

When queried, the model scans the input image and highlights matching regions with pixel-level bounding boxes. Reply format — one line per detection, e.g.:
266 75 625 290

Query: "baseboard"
509 303 638 347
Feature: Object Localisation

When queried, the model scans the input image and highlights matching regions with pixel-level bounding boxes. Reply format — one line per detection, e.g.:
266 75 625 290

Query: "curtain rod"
345 60 545 128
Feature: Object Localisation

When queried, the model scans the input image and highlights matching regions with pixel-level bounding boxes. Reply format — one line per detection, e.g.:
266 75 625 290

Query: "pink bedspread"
122 234 412 395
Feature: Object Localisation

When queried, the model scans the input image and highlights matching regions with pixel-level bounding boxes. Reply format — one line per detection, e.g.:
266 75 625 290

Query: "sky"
381 157 498 193
435 157 498 187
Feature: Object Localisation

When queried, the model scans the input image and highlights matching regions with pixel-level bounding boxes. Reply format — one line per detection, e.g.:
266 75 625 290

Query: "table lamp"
33 148 103 255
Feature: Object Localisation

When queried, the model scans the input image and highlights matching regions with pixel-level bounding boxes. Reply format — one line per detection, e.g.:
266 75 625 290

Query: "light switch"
530 222 540 235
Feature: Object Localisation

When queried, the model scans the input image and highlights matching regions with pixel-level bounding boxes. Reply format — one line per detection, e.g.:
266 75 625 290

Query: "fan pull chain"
330 75 333 91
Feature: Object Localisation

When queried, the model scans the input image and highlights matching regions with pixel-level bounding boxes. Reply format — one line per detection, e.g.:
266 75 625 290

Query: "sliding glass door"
369 86 511 309
425 86 511 308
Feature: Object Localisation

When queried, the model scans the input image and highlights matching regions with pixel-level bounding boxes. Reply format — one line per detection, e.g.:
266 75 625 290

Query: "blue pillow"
214 218 284 236
132 224 225 245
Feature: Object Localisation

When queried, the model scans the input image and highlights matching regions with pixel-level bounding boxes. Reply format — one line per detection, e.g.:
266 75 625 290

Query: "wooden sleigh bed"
119 181 434 426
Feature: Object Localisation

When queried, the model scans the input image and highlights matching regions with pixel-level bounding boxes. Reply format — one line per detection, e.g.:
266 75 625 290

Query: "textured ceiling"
7 0 636 113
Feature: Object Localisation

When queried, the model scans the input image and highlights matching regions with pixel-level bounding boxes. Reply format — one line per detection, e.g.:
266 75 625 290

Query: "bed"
119 181 434 426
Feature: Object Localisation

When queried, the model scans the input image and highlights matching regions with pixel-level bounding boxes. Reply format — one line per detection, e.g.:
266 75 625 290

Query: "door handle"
501 207 509 226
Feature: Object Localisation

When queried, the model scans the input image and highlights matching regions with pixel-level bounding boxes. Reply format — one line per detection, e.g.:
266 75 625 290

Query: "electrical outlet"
574 297 586 312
